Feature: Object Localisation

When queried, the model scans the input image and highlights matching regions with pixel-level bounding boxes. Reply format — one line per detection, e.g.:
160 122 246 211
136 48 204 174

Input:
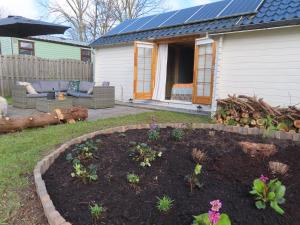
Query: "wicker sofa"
12 80 115 109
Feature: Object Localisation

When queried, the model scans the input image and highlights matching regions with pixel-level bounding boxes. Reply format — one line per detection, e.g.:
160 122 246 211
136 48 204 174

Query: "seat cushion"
39 80 60 92
17 81 38 94
31 81 43 93
27 93 48 98
67 91 92 98
79 81 94 93
59 81 69 92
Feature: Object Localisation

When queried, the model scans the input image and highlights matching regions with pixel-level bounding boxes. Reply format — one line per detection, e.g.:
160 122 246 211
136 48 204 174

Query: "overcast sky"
0 0 218 19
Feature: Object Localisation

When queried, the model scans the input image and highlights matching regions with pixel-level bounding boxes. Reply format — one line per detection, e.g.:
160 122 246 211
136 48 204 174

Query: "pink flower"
210 200 222 212
208 210 221 225
259 175 269 183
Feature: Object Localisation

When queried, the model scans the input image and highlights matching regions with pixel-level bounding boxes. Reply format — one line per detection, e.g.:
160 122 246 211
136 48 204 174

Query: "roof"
29 35 90 47
91 0 300 47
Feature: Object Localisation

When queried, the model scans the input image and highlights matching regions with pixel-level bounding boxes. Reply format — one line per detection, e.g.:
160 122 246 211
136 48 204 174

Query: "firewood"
0 107 88 133
252 112 261 119
294 120 300 129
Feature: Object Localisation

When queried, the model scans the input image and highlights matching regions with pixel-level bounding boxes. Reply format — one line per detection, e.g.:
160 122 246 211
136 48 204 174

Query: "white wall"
215 27 300 107
94 44 134 101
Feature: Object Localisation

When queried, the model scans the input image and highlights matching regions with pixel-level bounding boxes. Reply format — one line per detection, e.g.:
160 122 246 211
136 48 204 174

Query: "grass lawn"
0 111 211 224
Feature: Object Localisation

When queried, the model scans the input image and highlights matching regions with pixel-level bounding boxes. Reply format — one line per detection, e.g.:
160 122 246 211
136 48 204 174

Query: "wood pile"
0 107 88 133
216 95 300 133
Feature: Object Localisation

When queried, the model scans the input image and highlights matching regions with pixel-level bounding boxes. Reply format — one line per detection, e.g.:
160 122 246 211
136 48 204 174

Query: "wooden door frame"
133 41 157 100
192 38 216 105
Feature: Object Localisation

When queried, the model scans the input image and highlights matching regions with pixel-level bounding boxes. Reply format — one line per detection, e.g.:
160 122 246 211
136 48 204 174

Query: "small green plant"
129 143 162 167
127 173 140 184
250 175 286 215
89 203 104 220
185 163 203 192
171 128 185 141
156 195 174 213
193 200 231 225
66 140 98 163
148 121 160 141
71 163 98 184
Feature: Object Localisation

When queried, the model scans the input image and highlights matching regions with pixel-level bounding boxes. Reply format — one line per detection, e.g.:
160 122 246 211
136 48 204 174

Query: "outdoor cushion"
27 93 48 98
39 80 60 92
79 81 94 93
17 81 38 94
59 81 69 92
31 81 43 93
67 91 92 98
67 80 80 93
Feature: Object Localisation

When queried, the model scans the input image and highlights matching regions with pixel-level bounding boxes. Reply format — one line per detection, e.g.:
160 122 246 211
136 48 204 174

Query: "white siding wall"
94 44 134 101
215 27 300 107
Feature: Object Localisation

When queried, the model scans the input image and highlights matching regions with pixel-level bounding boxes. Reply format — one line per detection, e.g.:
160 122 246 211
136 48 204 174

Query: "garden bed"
43 127 300 225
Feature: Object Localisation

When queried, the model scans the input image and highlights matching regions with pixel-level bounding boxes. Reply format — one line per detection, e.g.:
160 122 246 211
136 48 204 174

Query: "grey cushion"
79 81 94 93
39 80 60 92
67 91 92 98
31 81 43 93
59 81 69 92
27 93 48 98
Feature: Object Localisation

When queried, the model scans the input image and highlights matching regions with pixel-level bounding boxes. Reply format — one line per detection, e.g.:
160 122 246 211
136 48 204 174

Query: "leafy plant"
89 203 104 220
171 128 185 141
193 200 231 225
129 143 162 167
185 164 203 192
156 195 174 213
250 175 286 215
148 128 160 141
66 140 98 163
71 163 98 184
127 173 140 184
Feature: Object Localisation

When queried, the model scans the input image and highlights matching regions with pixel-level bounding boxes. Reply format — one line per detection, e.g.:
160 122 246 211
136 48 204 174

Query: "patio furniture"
12 80 115 109
35 98 73 112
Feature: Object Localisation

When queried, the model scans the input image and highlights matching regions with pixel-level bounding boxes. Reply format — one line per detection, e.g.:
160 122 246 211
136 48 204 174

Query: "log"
0 107 88 133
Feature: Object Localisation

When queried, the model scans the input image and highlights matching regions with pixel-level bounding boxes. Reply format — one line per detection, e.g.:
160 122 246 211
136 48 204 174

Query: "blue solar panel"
161 6 203 27
121 15 156 33
219 0 263 18
187 0 230 23
140 11 178 30
105 19 137 36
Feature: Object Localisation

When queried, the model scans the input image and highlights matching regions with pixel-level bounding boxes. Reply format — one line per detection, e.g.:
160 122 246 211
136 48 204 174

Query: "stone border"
34 123 300 225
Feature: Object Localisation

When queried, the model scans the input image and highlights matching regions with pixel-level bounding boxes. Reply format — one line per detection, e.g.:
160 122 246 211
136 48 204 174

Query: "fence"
0 55 93 96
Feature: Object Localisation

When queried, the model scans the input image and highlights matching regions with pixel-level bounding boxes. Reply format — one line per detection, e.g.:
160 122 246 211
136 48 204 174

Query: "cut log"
0 107 88 133
294 120 300 129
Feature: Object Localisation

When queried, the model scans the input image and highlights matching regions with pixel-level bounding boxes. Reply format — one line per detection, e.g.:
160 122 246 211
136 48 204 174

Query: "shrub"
193 200 231 225
129 143 162 167
156 196 174 213
185 164 203 192
71 163 98 184
171 128 185 141
148 122 160 141
250 175 286 215
127 173 140 184
89 203 104 220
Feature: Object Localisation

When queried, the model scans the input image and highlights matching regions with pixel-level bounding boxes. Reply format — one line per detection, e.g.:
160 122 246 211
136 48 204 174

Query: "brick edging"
34 123 300 225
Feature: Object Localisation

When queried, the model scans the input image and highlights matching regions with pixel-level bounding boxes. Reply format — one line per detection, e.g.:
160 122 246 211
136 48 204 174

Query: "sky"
0 0 219 20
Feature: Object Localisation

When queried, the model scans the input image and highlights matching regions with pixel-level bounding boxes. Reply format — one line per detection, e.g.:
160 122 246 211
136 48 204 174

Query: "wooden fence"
0 55 93 96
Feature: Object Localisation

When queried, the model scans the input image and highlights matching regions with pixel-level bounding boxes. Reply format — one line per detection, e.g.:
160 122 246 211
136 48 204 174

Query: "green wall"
0 37 90 61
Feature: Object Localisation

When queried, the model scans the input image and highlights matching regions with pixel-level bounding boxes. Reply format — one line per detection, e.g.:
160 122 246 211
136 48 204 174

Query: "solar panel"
138 11 178 31
218 0 263 18
161 6 203 27
186 0 230 23
105 19 137 36
121 15 156 33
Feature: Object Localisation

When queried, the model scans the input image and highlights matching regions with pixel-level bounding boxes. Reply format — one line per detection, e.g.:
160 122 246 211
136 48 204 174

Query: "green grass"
4 97 12 105
0 111 210 224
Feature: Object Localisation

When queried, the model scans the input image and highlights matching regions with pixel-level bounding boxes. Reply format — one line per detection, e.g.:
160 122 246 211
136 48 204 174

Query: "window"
19 40 34 55
81 49 91 62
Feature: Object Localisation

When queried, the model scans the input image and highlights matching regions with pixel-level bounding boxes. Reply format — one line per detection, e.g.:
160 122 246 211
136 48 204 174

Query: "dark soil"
44 128 300 225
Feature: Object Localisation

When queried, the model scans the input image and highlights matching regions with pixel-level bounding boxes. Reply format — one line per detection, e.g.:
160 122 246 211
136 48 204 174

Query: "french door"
193 38 216 105
134 41 157 99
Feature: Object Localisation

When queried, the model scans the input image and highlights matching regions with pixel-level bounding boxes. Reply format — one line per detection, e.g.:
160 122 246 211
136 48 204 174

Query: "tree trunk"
0 107 88 133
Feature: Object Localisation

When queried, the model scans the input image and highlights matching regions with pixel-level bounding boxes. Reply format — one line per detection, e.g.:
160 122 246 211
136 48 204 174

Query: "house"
91 0 300 113
0 35 92 62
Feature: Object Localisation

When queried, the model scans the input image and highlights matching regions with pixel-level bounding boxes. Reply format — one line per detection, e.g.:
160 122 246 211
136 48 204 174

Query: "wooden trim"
18 40 35 56
192 40 216 105
154 35 202 44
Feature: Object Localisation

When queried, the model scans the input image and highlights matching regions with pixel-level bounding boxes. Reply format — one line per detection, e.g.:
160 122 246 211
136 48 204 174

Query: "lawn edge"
34 123 300 225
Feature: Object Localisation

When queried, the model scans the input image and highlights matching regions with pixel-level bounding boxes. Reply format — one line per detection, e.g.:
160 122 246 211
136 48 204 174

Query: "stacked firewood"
215 95 300 133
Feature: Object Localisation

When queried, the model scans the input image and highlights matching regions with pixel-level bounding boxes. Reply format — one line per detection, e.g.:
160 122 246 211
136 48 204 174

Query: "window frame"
81 48 91 62
18 40 35 56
